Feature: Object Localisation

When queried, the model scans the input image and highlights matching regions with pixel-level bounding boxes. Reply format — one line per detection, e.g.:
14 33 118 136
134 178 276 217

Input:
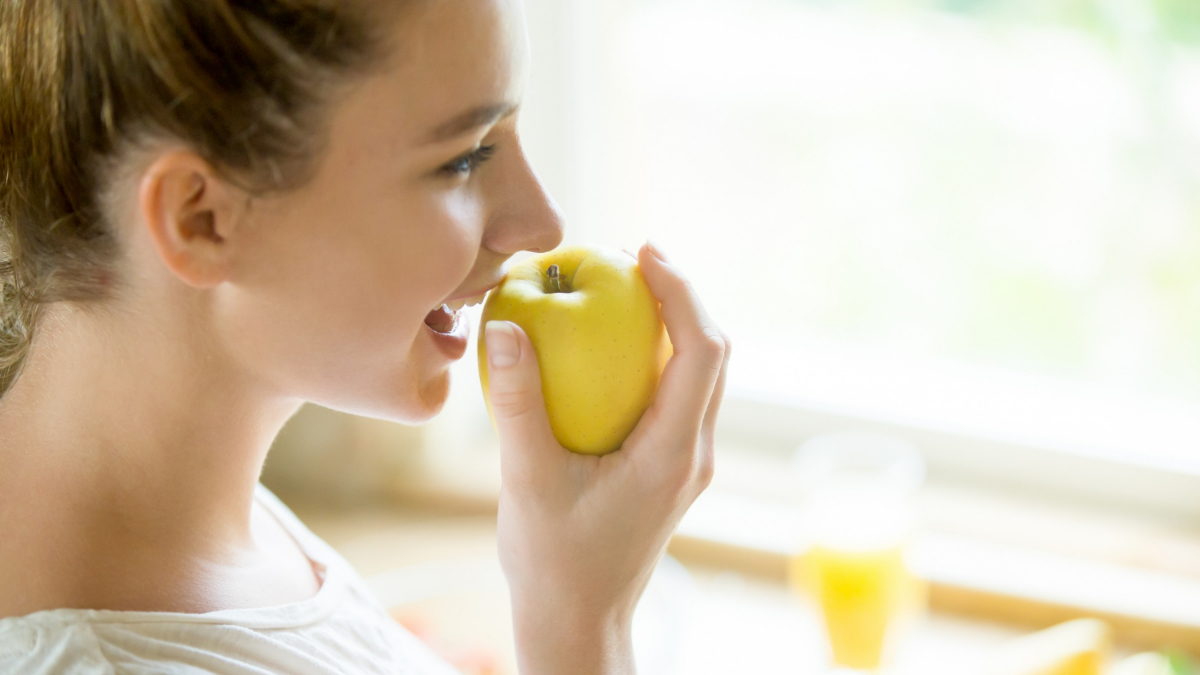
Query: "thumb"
483 321 560 461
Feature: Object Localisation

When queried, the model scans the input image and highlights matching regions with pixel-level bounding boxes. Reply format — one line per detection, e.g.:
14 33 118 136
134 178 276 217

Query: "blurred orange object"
790 432 928 670
791 544 926 670
985 618 1110 675
393 612 505 675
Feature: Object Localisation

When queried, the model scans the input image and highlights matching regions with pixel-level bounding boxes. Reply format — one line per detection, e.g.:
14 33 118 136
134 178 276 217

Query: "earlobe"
138 151 237 289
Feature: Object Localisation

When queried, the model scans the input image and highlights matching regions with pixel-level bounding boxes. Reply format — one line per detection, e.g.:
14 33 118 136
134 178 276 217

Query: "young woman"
0 0 729 673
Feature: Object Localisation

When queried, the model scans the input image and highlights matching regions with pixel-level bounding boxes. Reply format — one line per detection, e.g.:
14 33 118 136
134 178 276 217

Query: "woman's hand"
484 242 730 675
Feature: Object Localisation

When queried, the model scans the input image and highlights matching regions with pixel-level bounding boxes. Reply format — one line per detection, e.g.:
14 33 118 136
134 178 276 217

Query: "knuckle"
697 332 726 370
676 273 697 293
663 270 699 302
695 448 715 490
665 470 692 500
655 452 695 497
490 388 536 420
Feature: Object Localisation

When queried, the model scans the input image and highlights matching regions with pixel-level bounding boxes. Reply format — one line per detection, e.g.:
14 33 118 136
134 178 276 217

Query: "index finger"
635 242 725 445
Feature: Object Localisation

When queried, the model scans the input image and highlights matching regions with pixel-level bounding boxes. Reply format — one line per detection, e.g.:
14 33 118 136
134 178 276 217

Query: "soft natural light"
548 0 1200 465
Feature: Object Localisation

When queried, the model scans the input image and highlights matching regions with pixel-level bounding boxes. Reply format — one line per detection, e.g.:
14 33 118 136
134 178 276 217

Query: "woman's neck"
0 299 303 614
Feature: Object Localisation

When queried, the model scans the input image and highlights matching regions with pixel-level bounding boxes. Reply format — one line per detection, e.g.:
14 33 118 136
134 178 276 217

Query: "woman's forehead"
371 0 529 145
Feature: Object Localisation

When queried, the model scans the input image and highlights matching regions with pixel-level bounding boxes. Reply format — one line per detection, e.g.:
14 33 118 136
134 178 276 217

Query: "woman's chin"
312 367 450 424
410 369 452 421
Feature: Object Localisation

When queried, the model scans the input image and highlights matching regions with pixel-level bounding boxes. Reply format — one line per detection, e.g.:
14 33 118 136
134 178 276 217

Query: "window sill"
673 489 1200 653
365 438 1200 652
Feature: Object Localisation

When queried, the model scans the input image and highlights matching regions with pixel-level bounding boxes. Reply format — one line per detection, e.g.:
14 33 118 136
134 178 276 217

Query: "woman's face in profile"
217 0 563 422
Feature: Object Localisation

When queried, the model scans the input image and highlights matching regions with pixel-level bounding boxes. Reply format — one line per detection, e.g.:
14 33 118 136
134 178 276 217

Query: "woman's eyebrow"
424 102 518 143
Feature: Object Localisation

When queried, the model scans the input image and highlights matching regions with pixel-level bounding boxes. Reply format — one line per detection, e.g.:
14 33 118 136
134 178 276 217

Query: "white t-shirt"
0 485 462 675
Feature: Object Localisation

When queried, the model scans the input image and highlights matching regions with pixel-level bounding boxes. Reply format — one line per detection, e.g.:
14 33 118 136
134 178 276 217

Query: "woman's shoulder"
0 603 461 675
0 617 115 674
0 486 461 675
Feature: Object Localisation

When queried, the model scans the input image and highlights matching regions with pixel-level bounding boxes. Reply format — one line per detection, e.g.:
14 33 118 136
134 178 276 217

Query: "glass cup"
788 431 927 673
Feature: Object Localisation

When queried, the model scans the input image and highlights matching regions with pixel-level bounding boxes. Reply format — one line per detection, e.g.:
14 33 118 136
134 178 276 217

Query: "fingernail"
485 321 519 368
646 240 669 262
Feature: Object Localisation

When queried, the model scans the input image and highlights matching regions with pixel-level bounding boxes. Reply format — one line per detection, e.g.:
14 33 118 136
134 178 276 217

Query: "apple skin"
478 245 669 455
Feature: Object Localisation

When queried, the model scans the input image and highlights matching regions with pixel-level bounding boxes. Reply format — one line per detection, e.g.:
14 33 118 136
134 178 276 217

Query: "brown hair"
0 0 386 397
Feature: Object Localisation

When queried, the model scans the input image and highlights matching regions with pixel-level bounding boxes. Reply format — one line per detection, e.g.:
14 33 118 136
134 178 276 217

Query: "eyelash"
440 144 497 177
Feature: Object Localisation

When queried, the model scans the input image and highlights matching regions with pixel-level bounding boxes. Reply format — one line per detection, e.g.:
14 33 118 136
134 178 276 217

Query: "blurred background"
263 0 1200 673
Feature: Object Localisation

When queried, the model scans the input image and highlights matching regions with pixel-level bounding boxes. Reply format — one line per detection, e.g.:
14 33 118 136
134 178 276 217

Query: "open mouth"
423 304 459 334
423 291 489 334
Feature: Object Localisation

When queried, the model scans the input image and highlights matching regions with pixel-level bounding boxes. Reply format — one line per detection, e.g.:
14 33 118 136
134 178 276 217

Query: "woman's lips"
424 304 459 333
421 288 489 360
423 303 471 361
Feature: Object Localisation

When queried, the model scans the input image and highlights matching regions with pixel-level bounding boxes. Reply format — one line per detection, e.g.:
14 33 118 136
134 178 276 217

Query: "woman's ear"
138 150 243 289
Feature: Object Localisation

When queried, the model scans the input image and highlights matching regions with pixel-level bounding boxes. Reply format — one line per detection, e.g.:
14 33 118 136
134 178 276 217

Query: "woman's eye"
441 144 497 177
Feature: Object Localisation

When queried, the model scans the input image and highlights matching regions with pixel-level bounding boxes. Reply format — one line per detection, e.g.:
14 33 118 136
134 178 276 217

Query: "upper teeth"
439 290 488 312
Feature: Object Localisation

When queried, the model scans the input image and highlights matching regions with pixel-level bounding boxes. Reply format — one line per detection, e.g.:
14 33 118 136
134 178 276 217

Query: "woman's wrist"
511 599 636 675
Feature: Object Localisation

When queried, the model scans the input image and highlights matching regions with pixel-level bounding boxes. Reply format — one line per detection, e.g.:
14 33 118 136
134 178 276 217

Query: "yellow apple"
478 245 669 455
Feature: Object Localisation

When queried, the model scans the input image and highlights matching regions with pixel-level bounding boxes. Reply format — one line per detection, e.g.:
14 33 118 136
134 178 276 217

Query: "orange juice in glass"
789 432 926 673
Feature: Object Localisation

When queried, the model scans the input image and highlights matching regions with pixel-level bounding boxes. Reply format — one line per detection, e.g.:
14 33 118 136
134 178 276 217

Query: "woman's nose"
482 145 566 255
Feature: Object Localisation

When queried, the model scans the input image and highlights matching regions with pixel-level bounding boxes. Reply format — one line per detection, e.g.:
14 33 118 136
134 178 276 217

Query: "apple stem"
548 264 562 293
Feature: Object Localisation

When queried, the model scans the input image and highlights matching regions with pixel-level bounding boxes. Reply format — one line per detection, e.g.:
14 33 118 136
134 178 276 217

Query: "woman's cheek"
407 206 486 297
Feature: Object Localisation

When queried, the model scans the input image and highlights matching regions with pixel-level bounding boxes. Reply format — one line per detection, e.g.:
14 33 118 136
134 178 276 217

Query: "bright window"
522 0 1200 475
